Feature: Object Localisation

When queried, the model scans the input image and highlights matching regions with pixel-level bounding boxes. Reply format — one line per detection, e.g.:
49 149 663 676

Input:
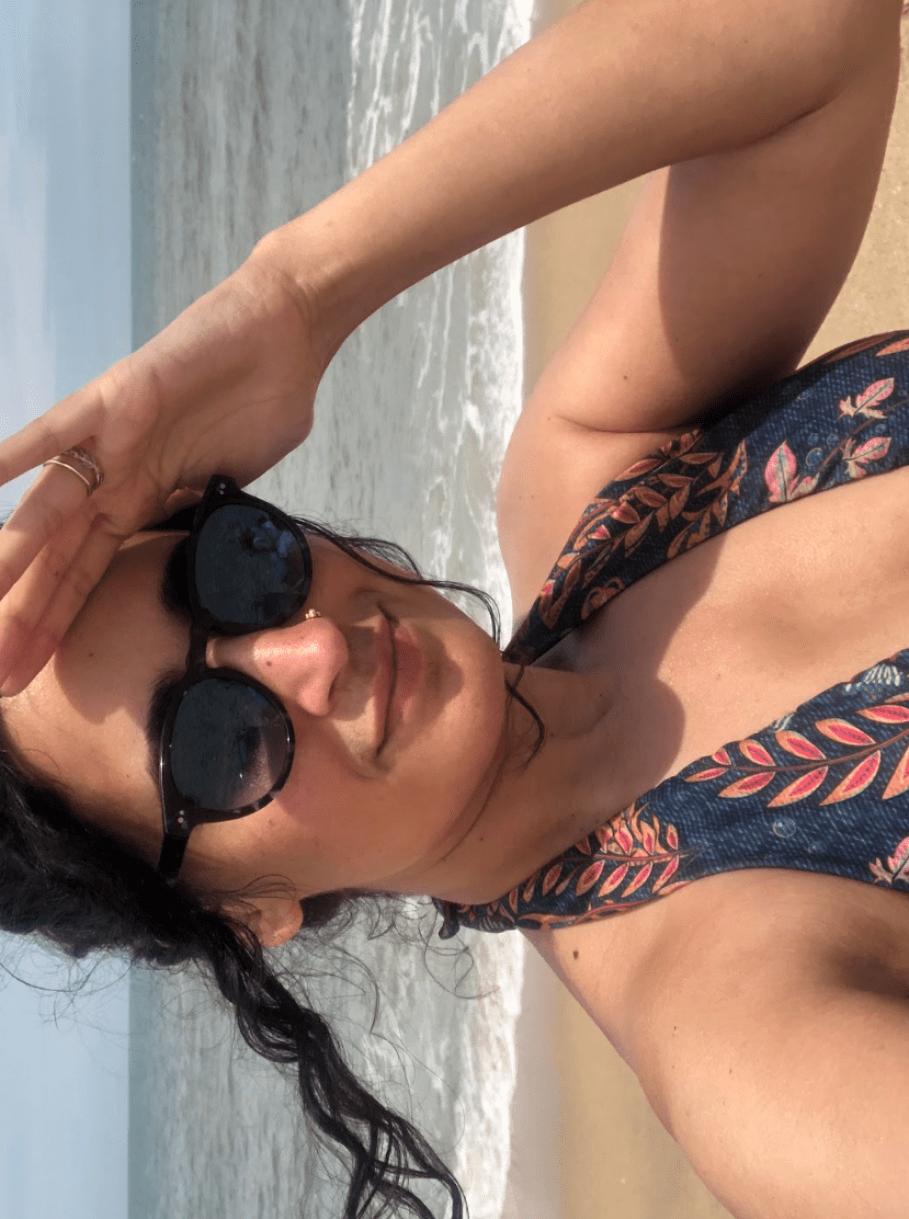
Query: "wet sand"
516 6 909 1217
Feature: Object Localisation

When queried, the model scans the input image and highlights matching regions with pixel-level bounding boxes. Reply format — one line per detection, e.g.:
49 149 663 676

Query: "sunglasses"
156 475 313 886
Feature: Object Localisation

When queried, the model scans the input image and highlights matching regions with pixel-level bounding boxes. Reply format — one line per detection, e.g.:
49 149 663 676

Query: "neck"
394 658 627 905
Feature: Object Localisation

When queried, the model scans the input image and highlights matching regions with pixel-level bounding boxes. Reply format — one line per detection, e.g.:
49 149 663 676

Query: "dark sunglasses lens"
169 679 290 811
194 504 310 628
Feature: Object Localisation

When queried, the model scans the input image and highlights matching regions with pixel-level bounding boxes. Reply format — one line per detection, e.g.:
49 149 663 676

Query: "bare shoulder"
500 23 902 615
526 870 909 1218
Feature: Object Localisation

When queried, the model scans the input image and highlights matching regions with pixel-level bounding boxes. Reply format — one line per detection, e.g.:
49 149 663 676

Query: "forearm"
252 0 891 363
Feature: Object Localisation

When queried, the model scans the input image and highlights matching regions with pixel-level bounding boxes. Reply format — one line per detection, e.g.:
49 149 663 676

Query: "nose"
206 614 349 717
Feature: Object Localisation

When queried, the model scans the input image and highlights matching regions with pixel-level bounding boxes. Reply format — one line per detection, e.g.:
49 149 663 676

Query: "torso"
509 335 909 1054
528 457 909 1062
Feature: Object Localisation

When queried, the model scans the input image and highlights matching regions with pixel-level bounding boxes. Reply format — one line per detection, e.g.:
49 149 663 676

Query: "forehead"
2 532 187 856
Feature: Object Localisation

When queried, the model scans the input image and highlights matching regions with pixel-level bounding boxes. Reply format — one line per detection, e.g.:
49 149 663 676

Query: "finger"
0 501 94 690
0 463 96 601
0 385 106 488
0 518 123 696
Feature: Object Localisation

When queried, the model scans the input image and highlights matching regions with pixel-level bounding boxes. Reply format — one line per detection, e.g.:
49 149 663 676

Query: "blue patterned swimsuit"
436 331 909 938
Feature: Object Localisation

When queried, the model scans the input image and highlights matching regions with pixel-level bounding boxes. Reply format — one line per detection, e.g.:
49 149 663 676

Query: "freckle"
572 949 579 960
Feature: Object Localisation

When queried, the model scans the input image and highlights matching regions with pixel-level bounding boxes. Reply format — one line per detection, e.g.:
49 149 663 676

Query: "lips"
376 612 422 753
386 619 421 736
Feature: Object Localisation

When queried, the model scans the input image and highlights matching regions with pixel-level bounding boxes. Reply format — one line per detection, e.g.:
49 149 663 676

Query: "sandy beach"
514 6 909 1217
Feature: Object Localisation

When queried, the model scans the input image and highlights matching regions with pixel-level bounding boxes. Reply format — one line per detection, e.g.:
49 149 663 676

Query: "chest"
557 463 909 800
531 463 909 1016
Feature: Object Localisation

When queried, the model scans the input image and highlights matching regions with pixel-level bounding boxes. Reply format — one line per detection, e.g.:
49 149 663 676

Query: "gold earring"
304 609 322 620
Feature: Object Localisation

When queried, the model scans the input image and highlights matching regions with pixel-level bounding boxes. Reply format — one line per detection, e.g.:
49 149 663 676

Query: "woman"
1 0 907 1215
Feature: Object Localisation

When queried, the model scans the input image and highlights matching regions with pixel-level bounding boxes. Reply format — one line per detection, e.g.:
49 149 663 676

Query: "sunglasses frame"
156 475 312 886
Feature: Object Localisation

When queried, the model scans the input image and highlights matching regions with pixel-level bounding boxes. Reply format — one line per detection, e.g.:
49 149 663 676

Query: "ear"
224 896 304 948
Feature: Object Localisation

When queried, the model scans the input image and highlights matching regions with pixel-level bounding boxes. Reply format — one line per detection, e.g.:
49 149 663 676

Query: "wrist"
247 209 370 374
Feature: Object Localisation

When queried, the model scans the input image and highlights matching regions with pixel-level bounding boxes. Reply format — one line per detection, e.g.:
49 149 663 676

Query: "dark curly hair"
0 512 544 1219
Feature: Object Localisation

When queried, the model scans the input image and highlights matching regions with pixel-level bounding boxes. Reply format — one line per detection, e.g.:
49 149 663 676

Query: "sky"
0 1 131 1216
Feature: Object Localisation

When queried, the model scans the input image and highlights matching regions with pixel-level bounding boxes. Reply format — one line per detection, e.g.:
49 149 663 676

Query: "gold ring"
43 447 105 496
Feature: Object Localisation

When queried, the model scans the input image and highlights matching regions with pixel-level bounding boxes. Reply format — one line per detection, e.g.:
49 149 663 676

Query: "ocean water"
128 3 533 1218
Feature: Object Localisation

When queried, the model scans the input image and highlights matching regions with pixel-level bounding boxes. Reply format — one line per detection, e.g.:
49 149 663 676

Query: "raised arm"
496 0 903 607
0 0 901 692
262 0 899 355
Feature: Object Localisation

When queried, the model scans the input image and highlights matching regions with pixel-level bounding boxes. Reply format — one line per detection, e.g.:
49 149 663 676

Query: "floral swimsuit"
436 330 909 938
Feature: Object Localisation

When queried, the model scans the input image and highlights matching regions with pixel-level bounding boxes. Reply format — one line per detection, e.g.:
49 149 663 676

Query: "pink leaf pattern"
816 719 875 746
457 802 689 929
684 691 909 813
888 837 909 875
871 835 909 886
576 862 605 896
855 379 895 413
598 864 630 896
719 773 775 798
764 442 798 503
739 738 775 766
623 862 654 896
859 704 909 723
882 744 909 801
624 515 652 551
766 767 829 807
614 823 635 853
508 430 752 659
675 682 909 841
542 864 562 896
819 753 882 805
652 855 680 892
633 485 667 509
850 437 891 466
612 502 640 525
687 766 730 783
776 730 827 760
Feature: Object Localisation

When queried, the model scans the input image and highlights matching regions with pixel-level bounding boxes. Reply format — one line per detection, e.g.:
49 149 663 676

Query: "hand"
0 252 327 695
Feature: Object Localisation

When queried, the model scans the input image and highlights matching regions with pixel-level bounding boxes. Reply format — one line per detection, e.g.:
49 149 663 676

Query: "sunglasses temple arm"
157 833 190 888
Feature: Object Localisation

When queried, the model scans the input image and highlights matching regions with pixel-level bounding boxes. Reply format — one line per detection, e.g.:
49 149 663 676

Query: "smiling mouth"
376 611 421 754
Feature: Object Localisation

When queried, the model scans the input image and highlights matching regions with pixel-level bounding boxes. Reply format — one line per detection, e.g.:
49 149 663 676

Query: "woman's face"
3 529 509 924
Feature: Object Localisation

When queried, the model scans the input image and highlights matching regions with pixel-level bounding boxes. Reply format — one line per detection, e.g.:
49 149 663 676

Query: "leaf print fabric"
436 331 909 938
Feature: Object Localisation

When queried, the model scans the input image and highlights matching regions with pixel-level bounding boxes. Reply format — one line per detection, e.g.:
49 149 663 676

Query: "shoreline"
514 4 909 1216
